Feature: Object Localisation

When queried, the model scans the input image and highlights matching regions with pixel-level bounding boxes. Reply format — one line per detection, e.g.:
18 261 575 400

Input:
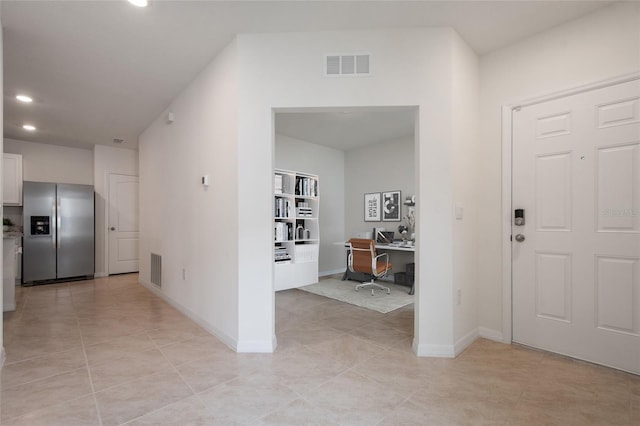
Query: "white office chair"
347 238 392 296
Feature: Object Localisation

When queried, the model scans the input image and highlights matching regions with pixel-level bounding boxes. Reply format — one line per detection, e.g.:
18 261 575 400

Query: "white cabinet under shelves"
274 169 319 291
3 153 23 206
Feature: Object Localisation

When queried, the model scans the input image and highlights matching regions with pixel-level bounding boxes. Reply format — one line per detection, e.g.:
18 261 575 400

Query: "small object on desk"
398 224 408 241
376 230 394 244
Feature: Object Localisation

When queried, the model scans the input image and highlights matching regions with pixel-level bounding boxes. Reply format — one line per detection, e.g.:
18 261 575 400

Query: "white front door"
108 174 139 275
512 78 640 374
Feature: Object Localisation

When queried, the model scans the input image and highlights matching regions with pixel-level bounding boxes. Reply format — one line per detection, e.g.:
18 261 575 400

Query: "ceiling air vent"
325 54 371 77
112 138 124 144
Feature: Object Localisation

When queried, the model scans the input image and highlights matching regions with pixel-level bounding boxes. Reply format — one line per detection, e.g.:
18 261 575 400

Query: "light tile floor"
1 274 638 425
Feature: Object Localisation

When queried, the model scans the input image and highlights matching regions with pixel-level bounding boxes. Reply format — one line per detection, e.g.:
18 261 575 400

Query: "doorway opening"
272 106 418 350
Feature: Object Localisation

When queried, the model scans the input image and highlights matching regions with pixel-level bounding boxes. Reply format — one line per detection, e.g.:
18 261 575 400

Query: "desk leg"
342 249 350 280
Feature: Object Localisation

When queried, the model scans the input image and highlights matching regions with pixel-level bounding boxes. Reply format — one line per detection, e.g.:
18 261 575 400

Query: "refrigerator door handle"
57 197 62 248
52 199 57 248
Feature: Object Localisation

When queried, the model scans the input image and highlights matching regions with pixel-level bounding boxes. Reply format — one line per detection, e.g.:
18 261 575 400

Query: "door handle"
57 197 61 248
52 200 57 248
515 234 525 242
110 227 116 231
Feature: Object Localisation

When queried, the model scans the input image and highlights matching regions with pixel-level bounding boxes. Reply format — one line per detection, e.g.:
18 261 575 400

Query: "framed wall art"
382 190 401 221
364 192 381 222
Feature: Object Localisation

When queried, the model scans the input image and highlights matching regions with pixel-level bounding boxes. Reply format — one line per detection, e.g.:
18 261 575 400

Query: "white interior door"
512 78 640 374
108 174 139 275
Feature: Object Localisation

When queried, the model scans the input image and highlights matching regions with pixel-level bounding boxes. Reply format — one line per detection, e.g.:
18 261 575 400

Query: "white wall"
138 40 240 349
451 31 479 351
344 136 415 272
235 28 469 355
274 133 345 275
4 138 93 185
139 27 477 355
477 2 640 339
1 11 5 365
345 136 415 237
93 145 138 277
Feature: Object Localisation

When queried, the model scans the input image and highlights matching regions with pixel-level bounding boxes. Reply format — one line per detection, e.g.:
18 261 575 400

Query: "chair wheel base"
354 281 391 296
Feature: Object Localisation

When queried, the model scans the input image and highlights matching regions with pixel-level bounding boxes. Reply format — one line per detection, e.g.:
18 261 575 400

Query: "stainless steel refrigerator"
22 181 95 284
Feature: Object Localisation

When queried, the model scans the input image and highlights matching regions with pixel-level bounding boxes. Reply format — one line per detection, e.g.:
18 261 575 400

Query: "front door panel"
512 78 640 374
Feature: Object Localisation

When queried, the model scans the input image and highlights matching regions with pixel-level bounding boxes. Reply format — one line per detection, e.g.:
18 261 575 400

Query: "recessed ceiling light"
16 94 33 103
127 0 148 7
23 124 36 131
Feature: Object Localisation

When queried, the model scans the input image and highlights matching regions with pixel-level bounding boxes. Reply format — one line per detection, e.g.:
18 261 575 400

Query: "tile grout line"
0 364 88 393
72 283 105 426
235 372 308 425
117 394 197 426
114 332 214 425
1 283 93 424
0 392 101 424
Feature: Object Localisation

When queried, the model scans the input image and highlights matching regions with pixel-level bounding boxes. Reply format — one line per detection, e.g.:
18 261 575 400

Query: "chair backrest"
348 238 376 274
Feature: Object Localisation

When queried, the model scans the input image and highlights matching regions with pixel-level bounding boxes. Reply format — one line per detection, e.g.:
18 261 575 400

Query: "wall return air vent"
150 253 162 287
325 54 371 76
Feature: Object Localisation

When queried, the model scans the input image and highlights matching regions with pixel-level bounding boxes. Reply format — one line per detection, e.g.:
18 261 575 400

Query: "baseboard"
454 328 479 356
478 326 505 343
3 302 16 312
319 269 345 277
413 339 455 358
236 336 277 353
94 272 107 278
138 279 241 353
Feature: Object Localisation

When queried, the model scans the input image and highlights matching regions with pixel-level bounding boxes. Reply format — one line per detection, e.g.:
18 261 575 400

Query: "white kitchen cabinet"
3 153 23 206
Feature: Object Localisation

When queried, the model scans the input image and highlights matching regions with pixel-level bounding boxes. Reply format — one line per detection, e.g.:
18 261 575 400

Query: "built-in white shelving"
274 169 319 291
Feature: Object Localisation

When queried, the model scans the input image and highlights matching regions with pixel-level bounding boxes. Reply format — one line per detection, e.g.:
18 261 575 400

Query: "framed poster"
382 190 401 221
364 192 381 222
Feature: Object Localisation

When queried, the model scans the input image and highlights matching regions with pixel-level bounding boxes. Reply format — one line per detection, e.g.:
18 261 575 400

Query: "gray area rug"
299 278 414 314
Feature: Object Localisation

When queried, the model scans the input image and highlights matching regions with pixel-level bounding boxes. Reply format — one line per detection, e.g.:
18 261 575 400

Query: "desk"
336 241 415 252
339 241 415 294
376 242 415 252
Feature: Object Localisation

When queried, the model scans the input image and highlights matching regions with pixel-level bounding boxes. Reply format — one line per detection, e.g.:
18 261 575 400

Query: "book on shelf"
274 198 293 218
295 176 317 197
275 222 293 242
274 248 292 262
296 207 313 217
